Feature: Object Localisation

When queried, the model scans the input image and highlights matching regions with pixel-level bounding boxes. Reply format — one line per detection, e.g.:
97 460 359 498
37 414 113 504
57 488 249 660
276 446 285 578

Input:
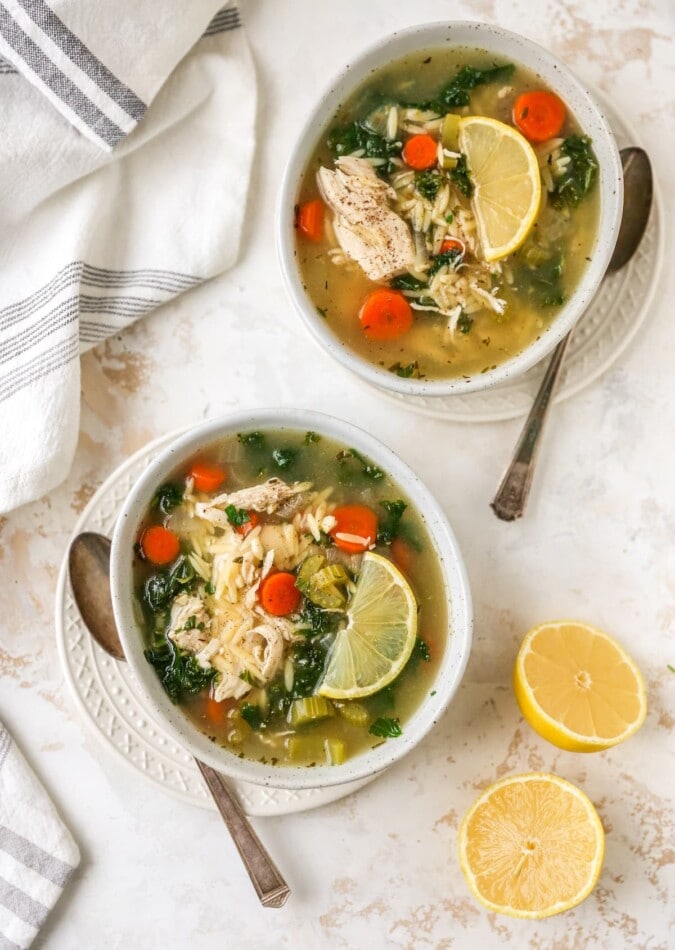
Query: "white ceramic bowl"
277 21 623 397
110 410 472 790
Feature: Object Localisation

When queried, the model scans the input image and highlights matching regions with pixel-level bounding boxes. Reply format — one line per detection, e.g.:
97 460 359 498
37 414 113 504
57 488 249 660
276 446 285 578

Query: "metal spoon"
68 531 291 908
491 147 653 521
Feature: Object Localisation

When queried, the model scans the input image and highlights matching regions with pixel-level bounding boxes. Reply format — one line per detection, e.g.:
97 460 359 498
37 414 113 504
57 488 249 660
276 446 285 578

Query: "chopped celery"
305 583 345 609
287 695 335 727
441 113 461 151
296 554 326 593
313 564 350 589
324 738 346 766
336 702 370 727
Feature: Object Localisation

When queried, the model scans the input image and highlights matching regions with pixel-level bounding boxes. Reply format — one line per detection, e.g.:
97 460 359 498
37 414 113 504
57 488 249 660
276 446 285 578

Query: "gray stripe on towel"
17 0 146 121
0 9 124 146
0 827 73 888
0 876 48 929
0 296 79 366
0 334 79 404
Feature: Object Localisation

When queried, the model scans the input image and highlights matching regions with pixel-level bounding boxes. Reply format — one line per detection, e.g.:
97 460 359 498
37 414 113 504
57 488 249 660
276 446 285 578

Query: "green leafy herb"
388 360 423 379
239 669 254 685
144 638 215 703
389 273 427 292
184 615 197 631
296 599 341 638
152 482 183 515
241 703 265 730
238 431 265 447
272 447 297 470
336 448 385 483
551 135 598 209
304 431 321 444
327 121 402 175
414 637 431 663
377 499 407 544
369 716 402 738
450 154 473 198
415 169 441 201
438 63 515 108
205 581 215 595
225 505 251 527
427 248 463 279
457 312 473 334
290 640 329 698
142 556 195 614
519 251 566 307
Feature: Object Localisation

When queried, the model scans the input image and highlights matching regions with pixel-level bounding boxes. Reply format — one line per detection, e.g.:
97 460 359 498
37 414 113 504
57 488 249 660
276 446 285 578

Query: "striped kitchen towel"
0 722 80 949
0 0 256 513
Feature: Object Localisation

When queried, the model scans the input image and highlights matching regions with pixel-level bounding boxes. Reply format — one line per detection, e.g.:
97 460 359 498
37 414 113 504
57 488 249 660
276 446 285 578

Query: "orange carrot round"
402 134 438 170
297 199 324 241
140 525 180 565
359 289 413 341
260 572 302 616
390 537 414 575
330 505 378 554
512 91 566 143
189 462 226 493
440 238 464 255
236 510 259 537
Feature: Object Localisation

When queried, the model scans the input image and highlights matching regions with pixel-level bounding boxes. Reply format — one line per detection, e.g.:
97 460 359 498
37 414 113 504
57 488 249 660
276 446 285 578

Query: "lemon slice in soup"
317 552 418 700
459 116 541 262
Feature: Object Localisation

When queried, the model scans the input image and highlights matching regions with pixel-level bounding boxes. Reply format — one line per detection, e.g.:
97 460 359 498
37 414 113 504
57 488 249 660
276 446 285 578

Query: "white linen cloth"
0 721 80 949
0 0 256 513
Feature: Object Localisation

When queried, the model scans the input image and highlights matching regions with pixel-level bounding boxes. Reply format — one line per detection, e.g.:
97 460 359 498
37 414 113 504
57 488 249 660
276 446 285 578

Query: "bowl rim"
276 19 624 397
110 409 473 789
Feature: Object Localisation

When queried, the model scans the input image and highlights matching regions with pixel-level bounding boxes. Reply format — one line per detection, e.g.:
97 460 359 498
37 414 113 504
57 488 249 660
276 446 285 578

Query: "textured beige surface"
1 0 674 946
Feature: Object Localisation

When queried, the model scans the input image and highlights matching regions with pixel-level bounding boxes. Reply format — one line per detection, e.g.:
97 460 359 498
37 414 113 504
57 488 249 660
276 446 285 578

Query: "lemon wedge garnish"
317 552 417 700
458 115 541 262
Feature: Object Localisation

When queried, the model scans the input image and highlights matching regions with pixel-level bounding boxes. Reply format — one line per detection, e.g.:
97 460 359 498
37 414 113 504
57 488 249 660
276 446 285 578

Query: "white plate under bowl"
55 430 375 815
365 90 663 422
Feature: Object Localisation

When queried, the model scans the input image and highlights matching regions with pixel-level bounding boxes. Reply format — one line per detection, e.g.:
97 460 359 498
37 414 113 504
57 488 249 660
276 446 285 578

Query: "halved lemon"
458 115 541 262
514 620 647 752
317 552 417 700
458 772 605 919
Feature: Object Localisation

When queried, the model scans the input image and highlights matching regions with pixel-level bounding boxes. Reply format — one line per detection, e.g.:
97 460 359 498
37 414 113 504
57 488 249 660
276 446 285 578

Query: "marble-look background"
1 0 673 947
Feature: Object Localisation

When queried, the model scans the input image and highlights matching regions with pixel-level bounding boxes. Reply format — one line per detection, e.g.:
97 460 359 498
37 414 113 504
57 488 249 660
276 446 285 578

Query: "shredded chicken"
167 594 210 653
317 158 414 281
195 478 312 526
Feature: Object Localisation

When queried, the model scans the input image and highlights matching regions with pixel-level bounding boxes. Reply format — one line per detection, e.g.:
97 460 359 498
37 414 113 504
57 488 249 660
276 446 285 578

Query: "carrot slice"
402 134 438 170
330 505 378 554
236 510 259 537
259 572 302 616
297 199 324 241
390 537 414 575
440 238 464 255
512 91 566 143
359 289 413 341
140 525 180 565
205 697 229 725
189 462 226 493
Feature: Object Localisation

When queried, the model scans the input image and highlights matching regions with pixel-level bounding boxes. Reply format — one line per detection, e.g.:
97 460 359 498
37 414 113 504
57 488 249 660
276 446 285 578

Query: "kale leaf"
369 716 402 738
304 431 321 445
415 169 442 201
142 555 195 614
296 599 341 637
551 135 598 209
457 312 474 334
427 248 463 279
450 154 473 198
336 448 385 483
238 431 265 447
377 500 407 544
152 483 183 515
290 640 329 698
144 638 215 704
438 63 515 108
241 703 265 730
225 505 251 527
272 447 297 470
388 361 423 379
389 273 427 292
327 121 402 175
519 251 566 307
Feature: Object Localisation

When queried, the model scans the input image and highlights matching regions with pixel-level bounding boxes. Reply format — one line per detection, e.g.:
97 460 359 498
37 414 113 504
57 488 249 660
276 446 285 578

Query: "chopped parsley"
389 360 423 379
415 169 442 201
225 505 251 527
377 499 407 544
369 717 402 738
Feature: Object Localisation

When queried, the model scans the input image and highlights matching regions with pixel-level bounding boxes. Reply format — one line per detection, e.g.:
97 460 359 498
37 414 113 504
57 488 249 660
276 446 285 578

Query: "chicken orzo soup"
295 47 600 380
133 429 447 767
